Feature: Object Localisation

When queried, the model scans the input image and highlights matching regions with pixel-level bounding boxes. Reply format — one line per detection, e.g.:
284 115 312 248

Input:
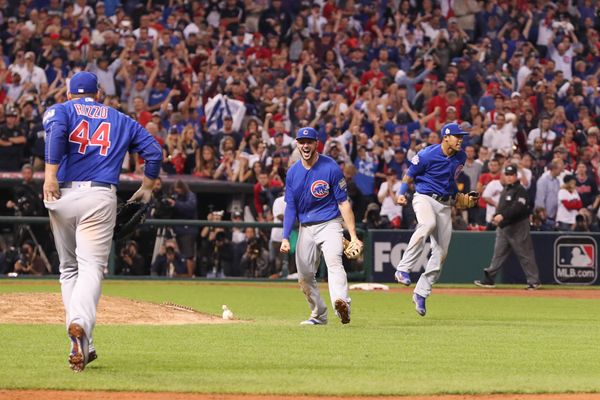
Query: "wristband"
398 182 409 196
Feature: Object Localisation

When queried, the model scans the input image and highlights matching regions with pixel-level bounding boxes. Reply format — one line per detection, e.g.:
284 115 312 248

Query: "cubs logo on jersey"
311 180 330 199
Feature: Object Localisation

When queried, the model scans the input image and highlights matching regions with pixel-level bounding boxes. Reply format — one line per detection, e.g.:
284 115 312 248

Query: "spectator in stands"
253 170 283 220
575 162 598 208
528 115 557 154
482 172 504 231
0 107 26 171
377 169 402 228
476 158 501 225
557 174 583 231
535 159 564 226
162 128 185 175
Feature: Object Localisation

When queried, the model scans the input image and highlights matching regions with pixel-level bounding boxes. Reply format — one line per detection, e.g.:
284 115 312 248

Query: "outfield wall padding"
367 230 600 286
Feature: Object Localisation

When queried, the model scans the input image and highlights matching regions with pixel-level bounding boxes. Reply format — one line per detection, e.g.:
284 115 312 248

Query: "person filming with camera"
241 237 270 278
161 180 198 277
13 240 46 276
116 240 145 276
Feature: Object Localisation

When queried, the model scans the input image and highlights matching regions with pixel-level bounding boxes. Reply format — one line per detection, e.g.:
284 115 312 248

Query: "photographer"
163 180 198 277
208 230 233 278
150 241 186 277
116 240 146 276
13 240 46 276
6 163 45 217
240 237 270 278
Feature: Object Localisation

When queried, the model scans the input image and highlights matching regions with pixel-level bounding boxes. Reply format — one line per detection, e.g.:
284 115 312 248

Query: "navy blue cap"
440 122 468 137
69 71 99 94
296 127 318 140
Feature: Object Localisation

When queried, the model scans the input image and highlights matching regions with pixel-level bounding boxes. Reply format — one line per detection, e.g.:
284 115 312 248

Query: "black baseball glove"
113 201 149 241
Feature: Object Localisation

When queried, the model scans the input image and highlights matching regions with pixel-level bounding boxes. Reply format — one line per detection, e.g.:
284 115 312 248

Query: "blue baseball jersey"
405 144 466 196
43 97 162 184
283 155 348 239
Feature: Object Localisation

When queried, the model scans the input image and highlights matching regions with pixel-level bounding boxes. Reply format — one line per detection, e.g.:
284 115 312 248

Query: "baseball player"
280 127 362 325
42 71 162 371
395 122 473 316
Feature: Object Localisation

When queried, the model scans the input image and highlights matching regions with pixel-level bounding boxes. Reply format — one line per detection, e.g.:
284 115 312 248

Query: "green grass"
0 280 599 395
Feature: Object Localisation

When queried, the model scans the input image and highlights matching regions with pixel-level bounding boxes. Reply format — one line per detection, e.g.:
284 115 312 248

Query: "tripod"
151 226 177 264
13 207 52 274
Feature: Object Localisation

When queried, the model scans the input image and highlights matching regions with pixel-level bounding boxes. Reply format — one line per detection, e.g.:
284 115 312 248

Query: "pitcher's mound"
0 293 237 325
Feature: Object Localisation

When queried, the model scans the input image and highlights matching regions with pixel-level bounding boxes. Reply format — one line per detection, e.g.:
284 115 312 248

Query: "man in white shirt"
517 55 536 90
482 176 504 228
377 170 403 228
527 115 557 153
482 113 516 157
307 4 327 37
548 37 576 80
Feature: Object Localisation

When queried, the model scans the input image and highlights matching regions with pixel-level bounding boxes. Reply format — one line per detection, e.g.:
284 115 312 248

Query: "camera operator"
116 240 146 276
208 230 233 278
6 163 45 218
13 240 46 276
150 241 186 277
240 237 270 278
163 179 198 277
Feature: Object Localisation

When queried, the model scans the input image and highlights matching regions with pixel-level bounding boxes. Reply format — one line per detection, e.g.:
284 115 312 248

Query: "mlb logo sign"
554 236 597 285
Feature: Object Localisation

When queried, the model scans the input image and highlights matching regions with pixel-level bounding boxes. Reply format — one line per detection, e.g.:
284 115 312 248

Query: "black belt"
59 181 113 189
422 193 454 202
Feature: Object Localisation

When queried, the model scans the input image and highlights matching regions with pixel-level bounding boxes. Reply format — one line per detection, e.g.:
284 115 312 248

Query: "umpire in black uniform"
474 165 541 290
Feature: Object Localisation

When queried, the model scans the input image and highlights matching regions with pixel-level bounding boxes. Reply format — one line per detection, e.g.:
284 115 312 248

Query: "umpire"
474 165 541 290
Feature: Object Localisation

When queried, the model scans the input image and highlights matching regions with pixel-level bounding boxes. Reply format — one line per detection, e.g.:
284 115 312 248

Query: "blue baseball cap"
69 71 99 94
295 127 318 140
440 122 468 137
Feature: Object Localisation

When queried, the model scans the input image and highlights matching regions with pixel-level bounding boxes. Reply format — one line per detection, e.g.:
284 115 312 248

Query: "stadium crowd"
2 0 600 276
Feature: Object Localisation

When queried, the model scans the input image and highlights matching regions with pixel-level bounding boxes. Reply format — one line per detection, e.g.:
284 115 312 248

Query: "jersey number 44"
69 120 112 156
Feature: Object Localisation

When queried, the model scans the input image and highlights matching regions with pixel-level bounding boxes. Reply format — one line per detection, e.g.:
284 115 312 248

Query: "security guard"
474 164 541 290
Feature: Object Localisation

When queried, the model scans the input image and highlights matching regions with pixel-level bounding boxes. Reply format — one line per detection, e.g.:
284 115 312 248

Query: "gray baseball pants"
296 218 349 323
396 193 452 298
45 184 116 343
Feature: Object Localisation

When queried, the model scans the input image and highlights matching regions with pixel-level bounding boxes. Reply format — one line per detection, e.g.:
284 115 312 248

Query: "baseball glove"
113 201 149 241
455 191 480 209
343 238 363 260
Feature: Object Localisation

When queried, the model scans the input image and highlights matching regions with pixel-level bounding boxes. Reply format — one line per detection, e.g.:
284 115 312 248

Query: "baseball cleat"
68 323 89 372
88 349 97 364
412 293 426 317
474 279 495 288
525 283 541 290
300 318 326 325
394 270 411 286
334 298 351 324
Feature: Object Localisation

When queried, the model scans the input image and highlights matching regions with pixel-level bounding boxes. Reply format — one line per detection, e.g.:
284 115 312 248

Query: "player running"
394 123 477 316
280 127 362 325
43 71 162 371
